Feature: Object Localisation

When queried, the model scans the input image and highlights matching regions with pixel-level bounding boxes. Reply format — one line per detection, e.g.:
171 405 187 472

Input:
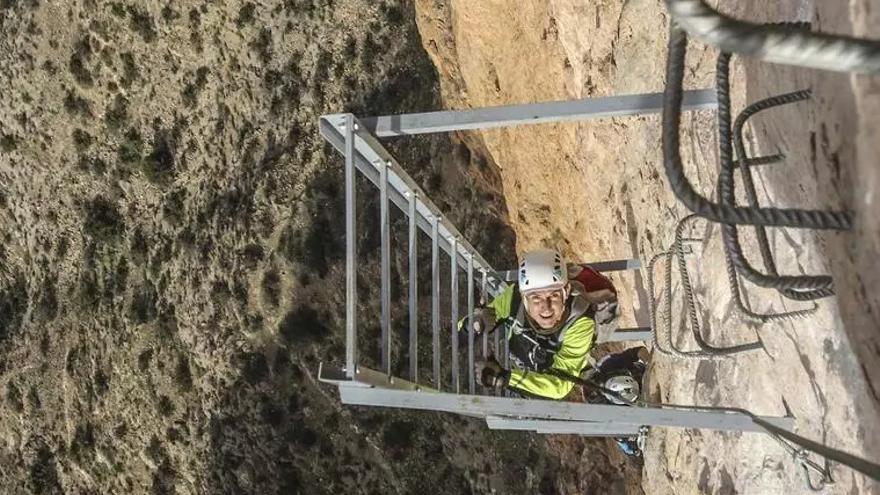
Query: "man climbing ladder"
466 248 639 399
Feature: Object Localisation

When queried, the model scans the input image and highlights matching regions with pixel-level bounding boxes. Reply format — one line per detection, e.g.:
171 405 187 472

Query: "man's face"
524 286 567 330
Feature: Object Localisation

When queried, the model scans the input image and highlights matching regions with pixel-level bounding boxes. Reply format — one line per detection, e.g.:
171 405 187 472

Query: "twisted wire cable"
714 53 835 298
665 0 880 74
731 88 835 301
663 26 853 230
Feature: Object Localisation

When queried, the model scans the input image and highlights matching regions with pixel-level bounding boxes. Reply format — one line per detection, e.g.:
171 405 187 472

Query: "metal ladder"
316 90 794 436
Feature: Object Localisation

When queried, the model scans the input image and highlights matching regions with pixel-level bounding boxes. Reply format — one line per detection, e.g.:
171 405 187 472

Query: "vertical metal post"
503 318 510 397
380 159 391 376
343 115 357 379
503 314 510 369
467 255 475 394
450 237 460 393
408 193 418 382
480 270 488 358
431 216 441 390
494 309 501 358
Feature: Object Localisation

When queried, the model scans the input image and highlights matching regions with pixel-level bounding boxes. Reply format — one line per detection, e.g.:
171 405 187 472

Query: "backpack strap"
492 286 524 345
510 285 524 324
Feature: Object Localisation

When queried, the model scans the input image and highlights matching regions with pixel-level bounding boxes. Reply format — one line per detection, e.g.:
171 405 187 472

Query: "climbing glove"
476 357 509 388
593 300 618 326
457 307 497 335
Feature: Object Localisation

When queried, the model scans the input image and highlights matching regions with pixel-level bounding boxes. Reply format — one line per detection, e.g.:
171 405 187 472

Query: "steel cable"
662 26 853 230
664 0 880 74
553 370 874 484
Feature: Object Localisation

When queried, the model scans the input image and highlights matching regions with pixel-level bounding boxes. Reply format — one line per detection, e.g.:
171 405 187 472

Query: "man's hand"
471 307 496 335
458 307 497 335
594 300 618 325
476 356 509 388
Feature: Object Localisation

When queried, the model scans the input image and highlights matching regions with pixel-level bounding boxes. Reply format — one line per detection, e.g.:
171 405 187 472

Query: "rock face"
0 1 624 493
415 0 880 493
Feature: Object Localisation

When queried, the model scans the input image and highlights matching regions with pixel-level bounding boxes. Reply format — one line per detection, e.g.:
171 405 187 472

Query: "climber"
466 248 619 399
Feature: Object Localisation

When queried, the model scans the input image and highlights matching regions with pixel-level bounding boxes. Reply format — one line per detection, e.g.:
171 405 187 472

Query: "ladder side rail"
485 416 641 436
380 159 392 375
319 114 508 297
337 386 794 433
480 270 488 358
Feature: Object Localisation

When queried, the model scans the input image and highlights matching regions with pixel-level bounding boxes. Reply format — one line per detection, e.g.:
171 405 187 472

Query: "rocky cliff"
414 0 880 493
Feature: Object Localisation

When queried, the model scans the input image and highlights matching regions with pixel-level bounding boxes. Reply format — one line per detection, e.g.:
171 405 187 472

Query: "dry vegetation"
0 0 641 493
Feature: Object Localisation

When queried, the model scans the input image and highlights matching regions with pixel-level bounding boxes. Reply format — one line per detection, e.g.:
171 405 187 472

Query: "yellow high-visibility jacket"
486 284 595 399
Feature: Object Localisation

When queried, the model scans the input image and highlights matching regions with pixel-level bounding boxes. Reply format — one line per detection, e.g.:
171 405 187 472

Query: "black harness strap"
510 285 523 323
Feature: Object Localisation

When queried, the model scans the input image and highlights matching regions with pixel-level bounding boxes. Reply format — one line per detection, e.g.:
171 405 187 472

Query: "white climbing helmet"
518 249 567 294
602 374 640 405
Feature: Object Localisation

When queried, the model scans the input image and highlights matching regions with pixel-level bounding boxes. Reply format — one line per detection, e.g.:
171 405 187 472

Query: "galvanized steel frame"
319 90 794 437
318 364 793 434
360 89 718 136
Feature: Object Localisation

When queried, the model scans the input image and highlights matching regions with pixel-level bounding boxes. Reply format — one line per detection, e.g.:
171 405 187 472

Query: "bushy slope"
0 1 625 493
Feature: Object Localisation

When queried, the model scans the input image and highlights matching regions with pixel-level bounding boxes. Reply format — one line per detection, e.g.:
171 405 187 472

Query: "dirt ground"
414 0 880 493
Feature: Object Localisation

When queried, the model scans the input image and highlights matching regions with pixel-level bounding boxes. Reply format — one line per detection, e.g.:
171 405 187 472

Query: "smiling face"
524 285 568 330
